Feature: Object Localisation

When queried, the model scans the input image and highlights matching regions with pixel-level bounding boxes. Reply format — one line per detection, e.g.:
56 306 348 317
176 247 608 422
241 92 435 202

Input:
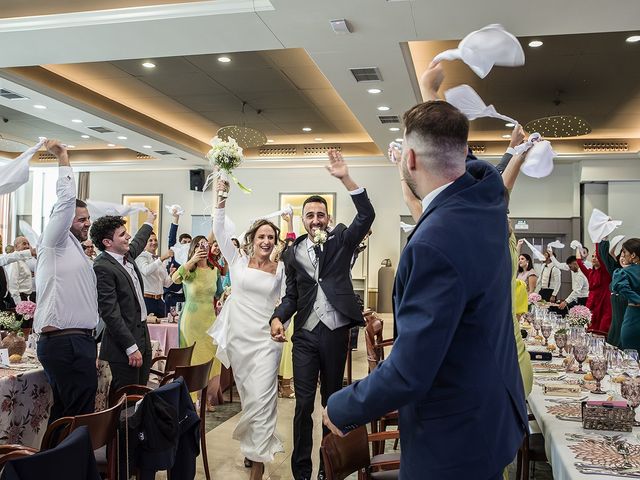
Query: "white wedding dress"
210 207 285 463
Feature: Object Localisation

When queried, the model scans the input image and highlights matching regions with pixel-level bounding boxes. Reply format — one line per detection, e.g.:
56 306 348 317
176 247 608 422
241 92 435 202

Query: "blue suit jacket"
327 161 527 479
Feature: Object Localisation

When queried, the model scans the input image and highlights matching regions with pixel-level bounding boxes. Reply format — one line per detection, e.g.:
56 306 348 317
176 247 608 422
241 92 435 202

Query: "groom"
271 150 375 480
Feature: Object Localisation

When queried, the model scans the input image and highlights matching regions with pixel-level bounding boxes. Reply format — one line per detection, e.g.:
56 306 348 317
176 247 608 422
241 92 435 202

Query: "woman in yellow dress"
172 235 223 409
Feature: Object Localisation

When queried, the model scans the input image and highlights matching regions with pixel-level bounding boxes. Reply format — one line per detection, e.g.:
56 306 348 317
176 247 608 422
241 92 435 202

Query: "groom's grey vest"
295 241 350 332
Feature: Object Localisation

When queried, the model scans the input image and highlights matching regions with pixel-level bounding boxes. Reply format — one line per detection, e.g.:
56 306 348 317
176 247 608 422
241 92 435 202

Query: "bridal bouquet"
567 305 592 328
15 301 36 320
206 136 251 193
528 293 542 304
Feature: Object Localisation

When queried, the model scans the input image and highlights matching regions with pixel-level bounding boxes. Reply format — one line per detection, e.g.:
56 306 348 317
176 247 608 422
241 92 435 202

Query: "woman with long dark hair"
516 252 538 293
612 238 640 351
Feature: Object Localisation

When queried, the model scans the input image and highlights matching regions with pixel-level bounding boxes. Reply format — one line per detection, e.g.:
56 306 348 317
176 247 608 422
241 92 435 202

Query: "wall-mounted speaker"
189 169 205 191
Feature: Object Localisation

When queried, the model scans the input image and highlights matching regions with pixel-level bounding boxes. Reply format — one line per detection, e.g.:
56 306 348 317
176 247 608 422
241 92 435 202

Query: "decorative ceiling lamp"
0 135 30 153
217 101 267 148
524 92 591 138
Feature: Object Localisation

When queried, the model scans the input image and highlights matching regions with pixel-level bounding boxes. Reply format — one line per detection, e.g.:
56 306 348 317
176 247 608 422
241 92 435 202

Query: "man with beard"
34 140 99 422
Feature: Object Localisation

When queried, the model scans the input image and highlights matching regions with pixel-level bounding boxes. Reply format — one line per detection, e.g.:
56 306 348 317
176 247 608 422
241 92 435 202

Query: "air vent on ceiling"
583 142 628 152
469 144 486 155
154 150 173 155
258 146 297 157
136 153 153 159
87 126 115 134
303 145 342 156
38 153 56 161
349 67 382 82
378 115 400 124
0 89 28 100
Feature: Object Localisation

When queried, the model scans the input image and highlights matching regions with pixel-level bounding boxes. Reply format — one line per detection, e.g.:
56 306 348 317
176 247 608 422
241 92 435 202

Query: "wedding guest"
81 240 96 260
172 235 223 409
8 236 35 303
517 252 538 293
271 149 375 480
575 247 611 336
136 231 174 317
556 255 590 309
276 212 296 399
536 250 561 302
213 180 287 479
323 98 526 480
611 239 640 351
164 212 191 311
599 239 627 347
34 140 99 422
92 213 155 392
0 248 33 310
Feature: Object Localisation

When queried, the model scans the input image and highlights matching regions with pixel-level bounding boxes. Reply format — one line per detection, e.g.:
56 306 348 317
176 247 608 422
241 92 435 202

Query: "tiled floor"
195 313 554 479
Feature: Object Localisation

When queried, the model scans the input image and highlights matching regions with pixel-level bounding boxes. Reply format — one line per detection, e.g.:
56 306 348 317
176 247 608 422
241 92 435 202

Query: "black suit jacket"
94 223 153 364
272 190 375 330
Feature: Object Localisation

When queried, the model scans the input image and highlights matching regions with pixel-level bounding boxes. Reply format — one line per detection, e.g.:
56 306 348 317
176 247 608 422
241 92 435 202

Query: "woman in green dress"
611 239 640 351
600 239 628 347
172 235 223 409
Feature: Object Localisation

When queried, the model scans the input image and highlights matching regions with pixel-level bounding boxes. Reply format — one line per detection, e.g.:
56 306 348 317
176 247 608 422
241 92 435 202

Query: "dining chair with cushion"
149 342 196 381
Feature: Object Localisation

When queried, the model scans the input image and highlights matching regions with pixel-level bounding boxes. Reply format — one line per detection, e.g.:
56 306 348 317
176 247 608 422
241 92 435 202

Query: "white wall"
608 182 640 241
582 182 609 252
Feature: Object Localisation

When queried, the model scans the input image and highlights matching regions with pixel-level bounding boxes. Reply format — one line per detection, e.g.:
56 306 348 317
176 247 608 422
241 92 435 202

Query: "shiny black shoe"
244 457 253 468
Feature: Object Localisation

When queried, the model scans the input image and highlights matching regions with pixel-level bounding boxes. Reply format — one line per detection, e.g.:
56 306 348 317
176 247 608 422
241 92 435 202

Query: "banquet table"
527 337 640 479
147 321 179 357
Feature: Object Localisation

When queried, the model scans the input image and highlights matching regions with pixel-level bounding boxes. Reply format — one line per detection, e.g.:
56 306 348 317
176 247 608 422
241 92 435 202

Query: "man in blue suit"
323 100 527 479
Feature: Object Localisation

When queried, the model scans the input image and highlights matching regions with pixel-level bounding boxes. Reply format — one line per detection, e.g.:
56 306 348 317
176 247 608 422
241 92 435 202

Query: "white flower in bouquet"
0 311 23 332
312 229 328 250
566 305 592 328
205 136 251 193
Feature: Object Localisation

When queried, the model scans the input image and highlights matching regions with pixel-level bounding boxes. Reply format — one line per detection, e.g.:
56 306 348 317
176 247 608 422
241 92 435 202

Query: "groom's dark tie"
313 244 321 268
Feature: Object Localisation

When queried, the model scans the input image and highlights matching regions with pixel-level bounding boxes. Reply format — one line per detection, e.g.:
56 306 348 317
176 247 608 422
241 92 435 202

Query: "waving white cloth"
252 205 293 223
433 24 525 78
0 137 46 195
19 221 41 248
547 240 565 250
520 139 555 179
86 200 148 219
165 204 184 217
588 208 622 244
570 240 583 250
444 85 517 124
400 222 415 233
170 243 190 265
610 235 625 256
522 238 546 262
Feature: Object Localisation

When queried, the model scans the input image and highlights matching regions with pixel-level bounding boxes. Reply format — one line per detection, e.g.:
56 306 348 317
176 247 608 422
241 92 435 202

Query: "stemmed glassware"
621 377 640 426
573 340 589 375
624 349 640 377
541 323 552 346
532 314 543 338
588 356 608 394
555 331 568 357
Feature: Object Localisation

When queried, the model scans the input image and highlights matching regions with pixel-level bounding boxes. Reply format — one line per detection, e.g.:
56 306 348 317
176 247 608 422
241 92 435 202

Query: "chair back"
364 311 384 371
165 343 195 372
161 359 213 393
320 427 370 480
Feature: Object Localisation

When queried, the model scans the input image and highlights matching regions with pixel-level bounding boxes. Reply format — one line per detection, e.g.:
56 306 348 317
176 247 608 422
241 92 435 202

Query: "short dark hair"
76 199 87 209
178 233 192 242
302 195 327 214
583 247 589 254
90 216 126 251
566 255 577 265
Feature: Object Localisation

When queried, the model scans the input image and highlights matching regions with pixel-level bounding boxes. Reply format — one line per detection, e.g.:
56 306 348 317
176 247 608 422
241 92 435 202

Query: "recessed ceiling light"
67 145 76 148
117 136 127 140
502 134 511 139
71 119 83 123
107 143 116 147
143 145 152 149
505 122 516 128
389 127 400 132
626 35 640 43
81 135 90 139
314 137 323 141
267 139 274 143
33 104 46 109
302 127 312 132
528 40 543 48
218 56 231 63
377 106 390 111
142 62 156 68
367 88 382 94
395 138 403 142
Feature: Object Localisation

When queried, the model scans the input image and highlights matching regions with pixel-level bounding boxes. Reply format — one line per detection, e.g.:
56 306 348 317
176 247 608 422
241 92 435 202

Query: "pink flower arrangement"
528 293 542 304
567 305 592 328
15 301 36 320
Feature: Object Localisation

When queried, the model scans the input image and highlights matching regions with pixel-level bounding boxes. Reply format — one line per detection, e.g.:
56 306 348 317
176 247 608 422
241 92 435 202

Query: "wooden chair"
40 394 127 480
160 359 213 480
321 426 400 480
149 343 196 380
109 384 153 407
516 413 548 480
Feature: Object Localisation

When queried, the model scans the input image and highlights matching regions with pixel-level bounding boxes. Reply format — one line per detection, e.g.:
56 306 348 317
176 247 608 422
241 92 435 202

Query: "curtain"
77 171 90 201
0 193 13 253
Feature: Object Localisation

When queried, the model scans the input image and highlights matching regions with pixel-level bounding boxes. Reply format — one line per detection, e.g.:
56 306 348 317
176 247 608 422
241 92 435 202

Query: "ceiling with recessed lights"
0 0 639 167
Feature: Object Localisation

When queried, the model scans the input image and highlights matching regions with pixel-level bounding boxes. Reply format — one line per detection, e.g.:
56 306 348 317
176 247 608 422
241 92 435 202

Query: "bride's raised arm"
212 179 239 265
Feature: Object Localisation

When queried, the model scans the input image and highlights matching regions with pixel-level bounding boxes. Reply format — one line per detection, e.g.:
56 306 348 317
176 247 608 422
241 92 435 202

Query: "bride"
210 179 285 479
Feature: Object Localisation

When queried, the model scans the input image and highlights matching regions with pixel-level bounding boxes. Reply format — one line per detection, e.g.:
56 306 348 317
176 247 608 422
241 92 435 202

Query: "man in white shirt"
91 212 156 392
557 255 589 311
0 248 34 310
7 236 35 304
34 140 99 422
536 250 561 302
135 231 174 316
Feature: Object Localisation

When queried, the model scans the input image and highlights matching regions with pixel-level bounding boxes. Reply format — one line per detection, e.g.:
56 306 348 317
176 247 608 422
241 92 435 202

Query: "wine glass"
175 302 184 322
169 306 177 323
532 314 543 338
541 323 552 346
555 331 567 357
621 377 640 426
573 341 589 374
589 356 608 394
